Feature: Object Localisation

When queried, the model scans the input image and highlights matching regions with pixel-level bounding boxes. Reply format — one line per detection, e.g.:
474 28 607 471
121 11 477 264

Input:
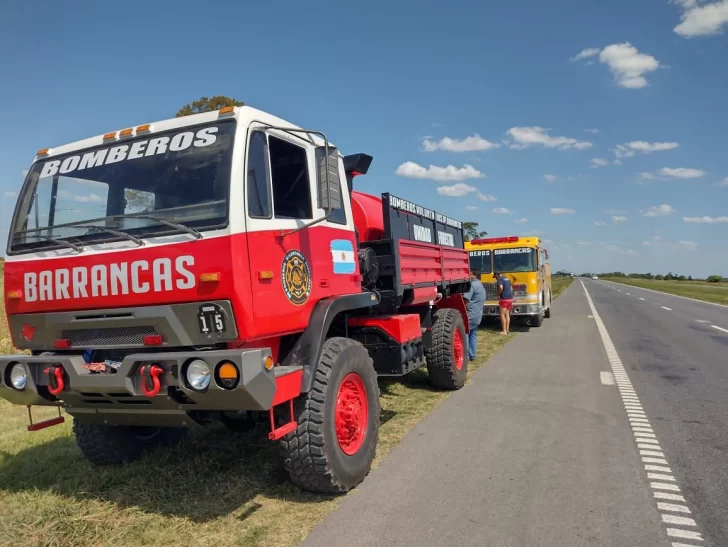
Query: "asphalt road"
586 279 728 546
301 283 677 546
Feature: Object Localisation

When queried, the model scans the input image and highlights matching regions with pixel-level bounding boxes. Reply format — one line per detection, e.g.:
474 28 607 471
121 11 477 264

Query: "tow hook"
44 366 65 396
140 364 164 397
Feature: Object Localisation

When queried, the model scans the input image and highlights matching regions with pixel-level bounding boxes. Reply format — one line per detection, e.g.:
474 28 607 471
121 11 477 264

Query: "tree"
707 275 723 283
176 96 244 117
463 221 487 241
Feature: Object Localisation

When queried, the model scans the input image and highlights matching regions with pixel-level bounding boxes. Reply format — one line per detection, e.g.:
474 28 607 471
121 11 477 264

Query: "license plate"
197 303 227 335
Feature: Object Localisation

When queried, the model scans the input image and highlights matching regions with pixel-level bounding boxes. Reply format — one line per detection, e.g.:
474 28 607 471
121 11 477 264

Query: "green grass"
0 258 516 546
603 277 728 305
551 277 573 300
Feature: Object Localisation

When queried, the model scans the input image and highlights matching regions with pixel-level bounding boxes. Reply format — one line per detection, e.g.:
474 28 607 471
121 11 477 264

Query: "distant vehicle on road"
465 236 552 327
592 275 599 279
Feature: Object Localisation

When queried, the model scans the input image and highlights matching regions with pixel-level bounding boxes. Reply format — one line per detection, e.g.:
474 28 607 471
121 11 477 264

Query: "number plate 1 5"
197 303 227 335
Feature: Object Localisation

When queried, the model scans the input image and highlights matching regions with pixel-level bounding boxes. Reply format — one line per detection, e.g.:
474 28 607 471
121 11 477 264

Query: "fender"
436 293 470 333
281 291 380 393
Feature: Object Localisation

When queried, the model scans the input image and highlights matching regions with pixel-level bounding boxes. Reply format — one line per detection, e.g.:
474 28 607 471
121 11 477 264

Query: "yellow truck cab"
464 236 552 327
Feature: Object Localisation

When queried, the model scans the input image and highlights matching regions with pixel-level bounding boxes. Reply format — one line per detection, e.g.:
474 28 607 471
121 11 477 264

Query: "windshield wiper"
115 214 203 239
82 225 145 246
21 233 84 253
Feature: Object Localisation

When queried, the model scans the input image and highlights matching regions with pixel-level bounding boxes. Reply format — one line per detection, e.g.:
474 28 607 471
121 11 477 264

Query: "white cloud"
492 207 511 214
544 174 559 183
660 167 707 179
604 244 637 255
613 159 623 165
677 240 698 250
626 250 638 255
597 43 661 89
577 241 591 246
594 221 607 226
478 192 497 202
522 230 545 236
640 167 707 181
717 177 728 186
570 48 601 61
437 183 477 197
465 205 479 211
642 240 653 246
57 189 105 203
683 215 728 223
612 215 628 222
551 208 575 214
4 190 17 198
674 0 728 37
422 134 500 153
612 141 680 158
585 128 600 134
395 161 485 182
604 209 626 214
543 239 556 245
514 217 528 224
642 204 677 217
506 127 593 150
590 158 610 168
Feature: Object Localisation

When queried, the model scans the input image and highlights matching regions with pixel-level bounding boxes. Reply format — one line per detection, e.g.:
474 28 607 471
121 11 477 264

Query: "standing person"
463 269 486 361
494 271 513 335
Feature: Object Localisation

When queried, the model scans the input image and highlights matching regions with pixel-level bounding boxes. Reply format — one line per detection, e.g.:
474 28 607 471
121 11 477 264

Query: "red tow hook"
140 364 164 397
44 366 65 396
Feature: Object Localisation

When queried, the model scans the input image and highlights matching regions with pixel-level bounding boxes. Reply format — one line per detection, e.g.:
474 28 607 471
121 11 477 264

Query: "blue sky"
1 0 727 277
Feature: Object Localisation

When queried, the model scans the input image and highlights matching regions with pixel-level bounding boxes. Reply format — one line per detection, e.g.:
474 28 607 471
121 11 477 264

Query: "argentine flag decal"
330 239 356 274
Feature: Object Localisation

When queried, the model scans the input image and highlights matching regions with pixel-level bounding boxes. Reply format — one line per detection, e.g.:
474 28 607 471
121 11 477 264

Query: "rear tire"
281 337 380 493
73 420 187 465
425 308 468 390
530 313 543 327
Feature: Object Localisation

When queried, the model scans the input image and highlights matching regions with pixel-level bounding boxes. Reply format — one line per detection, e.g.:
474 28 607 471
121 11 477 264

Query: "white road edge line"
711 325 728 334
580 280 705 545
604 279 728 309
661 306 672 311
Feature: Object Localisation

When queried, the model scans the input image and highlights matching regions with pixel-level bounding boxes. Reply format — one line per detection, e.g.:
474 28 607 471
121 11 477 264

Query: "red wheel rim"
335 372 369 456
453 329 465 370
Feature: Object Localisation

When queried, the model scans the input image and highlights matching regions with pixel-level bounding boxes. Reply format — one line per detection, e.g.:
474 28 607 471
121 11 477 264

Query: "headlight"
186 360 211 391
10 363 27 390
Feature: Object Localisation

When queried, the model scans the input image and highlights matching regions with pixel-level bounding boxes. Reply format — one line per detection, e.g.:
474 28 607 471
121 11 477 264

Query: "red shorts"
499 299 513 310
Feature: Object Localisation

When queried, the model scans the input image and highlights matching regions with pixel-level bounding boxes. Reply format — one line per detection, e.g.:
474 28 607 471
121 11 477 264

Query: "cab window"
468 249 492 274
269 136 312 219
247 131 272 218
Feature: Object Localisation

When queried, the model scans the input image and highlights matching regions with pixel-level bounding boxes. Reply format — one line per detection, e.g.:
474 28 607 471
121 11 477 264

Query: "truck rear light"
143 335 163 346
200 272 221 282
54 339 71 349
6 290 22 299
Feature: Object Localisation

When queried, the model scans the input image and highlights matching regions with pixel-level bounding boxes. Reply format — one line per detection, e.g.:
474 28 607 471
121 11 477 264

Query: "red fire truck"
1 105 471 493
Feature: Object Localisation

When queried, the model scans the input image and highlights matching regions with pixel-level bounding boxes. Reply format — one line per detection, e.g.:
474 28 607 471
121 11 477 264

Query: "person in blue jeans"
463 269 486 361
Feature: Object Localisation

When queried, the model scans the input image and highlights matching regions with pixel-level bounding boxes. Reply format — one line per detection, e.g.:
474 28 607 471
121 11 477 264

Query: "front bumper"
482 301 543 317
0 348 279 427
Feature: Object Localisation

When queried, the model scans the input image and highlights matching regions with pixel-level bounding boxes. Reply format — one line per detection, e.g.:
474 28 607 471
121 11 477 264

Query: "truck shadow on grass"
0 423 335 522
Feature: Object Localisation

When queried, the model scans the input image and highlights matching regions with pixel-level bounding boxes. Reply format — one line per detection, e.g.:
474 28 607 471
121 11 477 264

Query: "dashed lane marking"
600 371 615 385
580 280 705 546
639 297 646 301
711 325 728 334
662 306 672 311
694 320 710 324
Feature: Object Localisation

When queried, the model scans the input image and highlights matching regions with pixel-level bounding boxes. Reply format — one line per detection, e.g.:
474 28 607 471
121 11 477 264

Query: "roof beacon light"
470 236 520 245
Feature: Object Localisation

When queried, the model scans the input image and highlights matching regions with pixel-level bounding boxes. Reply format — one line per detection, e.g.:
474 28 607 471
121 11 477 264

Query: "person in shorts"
494 271 513 335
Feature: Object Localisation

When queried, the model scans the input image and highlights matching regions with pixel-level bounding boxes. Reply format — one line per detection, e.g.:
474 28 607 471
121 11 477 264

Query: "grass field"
551 276 573 300
0 267 572 547
603 277 728 305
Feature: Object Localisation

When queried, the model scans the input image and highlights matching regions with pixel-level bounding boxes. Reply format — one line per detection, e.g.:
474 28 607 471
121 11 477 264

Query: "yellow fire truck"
464 236 552 327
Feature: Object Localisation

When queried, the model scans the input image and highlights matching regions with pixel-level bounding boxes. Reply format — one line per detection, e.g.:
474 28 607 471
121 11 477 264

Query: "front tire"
425 308 468 390
281 337 380 493
73 420 187 465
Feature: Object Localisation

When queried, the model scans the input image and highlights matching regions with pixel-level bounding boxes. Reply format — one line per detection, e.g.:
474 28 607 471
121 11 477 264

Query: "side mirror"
316 145 342 211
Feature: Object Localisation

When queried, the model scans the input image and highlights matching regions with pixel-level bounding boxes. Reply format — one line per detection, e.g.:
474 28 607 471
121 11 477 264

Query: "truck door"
244 127 357 338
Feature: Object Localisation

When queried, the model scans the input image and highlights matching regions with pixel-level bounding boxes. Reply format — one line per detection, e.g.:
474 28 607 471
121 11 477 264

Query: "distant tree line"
576 271 725 283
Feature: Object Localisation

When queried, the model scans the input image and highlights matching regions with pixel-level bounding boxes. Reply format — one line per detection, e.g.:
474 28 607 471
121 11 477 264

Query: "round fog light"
186 360 211 391
215 361 240 390
10 363 27 391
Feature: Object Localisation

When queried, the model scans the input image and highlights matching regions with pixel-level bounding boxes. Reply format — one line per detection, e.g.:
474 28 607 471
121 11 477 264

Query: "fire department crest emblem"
281 250 311 306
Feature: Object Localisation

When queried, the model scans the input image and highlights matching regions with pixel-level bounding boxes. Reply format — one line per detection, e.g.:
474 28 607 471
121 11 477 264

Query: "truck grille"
483 282 498 301
62 326 157 347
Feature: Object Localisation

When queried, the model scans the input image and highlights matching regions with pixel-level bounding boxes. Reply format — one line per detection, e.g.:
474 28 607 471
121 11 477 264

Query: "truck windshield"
468 250 492 274
8 120 235 254
492 247 536 272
